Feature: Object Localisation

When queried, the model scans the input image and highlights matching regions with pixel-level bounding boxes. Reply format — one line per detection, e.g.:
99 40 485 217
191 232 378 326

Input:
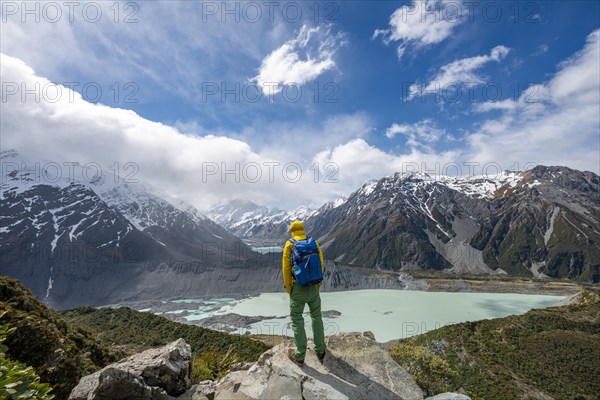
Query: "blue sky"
1 1 599 209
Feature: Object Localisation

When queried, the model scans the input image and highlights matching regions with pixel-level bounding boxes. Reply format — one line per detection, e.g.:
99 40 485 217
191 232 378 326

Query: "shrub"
389 342 455 395
0 324 54 400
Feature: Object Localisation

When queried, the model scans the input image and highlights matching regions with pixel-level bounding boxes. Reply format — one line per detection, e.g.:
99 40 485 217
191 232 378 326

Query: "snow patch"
359 180 378 196
544 207 559 246
45 266 54 298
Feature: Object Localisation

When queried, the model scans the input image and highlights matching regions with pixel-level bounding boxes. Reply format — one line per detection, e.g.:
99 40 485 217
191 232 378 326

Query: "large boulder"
184 332 424 400
69 339 192 400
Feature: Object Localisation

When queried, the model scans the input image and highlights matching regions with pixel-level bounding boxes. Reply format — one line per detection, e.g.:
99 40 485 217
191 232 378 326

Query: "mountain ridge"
2 150 598 309
210 165 599 281
0 150 256 307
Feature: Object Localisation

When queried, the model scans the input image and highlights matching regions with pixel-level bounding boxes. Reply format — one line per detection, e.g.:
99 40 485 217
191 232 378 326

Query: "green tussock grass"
0 277 120 400
389 290 600 399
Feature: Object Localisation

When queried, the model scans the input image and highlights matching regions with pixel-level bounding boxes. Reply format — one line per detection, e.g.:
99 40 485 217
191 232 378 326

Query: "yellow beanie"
290 220 304 233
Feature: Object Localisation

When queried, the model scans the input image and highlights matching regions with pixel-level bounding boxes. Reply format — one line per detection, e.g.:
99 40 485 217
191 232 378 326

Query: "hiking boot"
316 350 326 365
288 349 304 367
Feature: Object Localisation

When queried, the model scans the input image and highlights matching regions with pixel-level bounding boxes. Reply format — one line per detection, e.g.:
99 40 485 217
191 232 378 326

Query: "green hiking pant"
289 283 326 361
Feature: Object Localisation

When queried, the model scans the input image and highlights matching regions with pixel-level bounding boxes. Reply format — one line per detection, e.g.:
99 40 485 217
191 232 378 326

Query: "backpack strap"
288 238 303 262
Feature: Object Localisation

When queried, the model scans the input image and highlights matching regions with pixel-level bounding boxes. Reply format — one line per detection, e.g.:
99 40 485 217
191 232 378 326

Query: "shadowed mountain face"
472 166 600 280
212 166 600 282
0 150 255 307
303 173 506 273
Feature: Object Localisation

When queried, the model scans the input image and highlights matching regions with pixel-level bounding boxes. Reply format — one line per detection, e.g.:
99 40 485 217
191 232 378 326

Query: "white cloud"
385 119 447 151
382 30 599 176
532 44 549 56
373 0 463 60
473 99 518 113
0 54 365 210
408 45 510 99
0 2 289 104
314 138 459 191
251 24 344 96
468 29 600 172
1 29 598 216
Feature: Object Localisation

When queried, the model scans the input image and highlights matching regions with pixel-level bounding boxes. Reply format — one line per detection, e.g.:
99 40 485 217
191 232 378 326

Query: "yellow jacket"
282 228 325 295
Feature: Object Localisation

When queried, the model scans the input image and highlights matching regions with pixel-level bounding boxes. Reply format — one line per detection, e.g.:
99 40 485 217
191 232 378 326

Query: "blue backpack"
289 237 324 286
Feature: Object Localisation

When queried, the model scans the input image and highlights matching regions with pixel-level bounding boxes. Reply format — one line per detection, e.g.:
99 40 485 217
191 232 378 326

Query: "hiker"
282 220 326 367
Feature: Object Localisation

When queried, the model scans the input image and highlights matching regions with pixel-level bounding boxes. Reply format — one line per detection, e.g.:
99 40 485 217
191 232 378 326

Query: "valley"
1 150 598 309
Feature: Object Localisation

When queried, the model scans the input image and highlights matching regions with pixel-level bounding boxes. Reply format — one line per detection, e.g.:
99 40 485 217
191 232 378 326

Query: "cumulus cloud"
381 29 598 176
373 0 463 60
408 45 510 99
251 24 344 96
313 138 460 191
0 54 363 210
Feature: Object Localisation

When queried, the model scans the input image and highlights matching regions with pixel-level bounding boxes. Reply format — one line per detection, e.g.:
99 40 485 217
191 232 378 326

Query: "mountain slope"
472 166 600 280
307 167 599 281
0 150 255 306
0 276 121 400
306 172 511 272
1 276 272 400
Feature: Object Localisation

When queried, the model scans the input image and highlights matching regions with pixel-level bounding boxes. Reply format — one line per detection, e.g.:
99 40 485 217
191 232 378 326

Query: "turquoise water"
252 246 284 254
210 290 565 342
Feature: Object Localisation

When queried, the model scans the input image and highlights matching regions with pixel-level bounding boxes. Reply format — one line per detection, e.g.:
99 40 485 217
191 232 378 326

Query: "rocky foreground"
69 333 470 400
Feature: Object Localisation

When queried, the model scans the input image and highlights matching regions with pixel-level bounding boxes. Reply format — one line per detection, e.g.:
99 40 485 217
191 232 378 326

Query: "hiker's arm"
282 241 293 295
317 242 325 289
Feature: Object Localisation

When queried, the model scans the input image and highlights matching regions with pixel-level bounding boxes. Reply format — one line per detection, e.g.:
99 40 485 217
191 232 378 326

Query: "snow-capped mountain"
0 150 253 305
207 199 315 241
306 167 599 281
209 167 599 281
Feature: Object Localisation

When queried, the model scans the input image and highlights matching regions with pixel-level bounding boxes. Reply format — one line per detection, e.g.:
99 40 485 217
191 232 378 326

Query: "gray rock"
69 367 171 400
209 332 423 400
177 384 210 400
426 394 472 400
321 309 342 318
70 333 426 400
324 332 423 400
69 339 192 400
230 362 253 372
120 338 191 395
179 380 217 400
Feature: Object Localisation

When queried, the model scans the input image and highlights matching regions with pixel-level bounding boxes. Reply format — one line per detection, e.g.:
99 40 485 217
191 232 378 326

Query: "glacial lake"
251 246 284 254
148 290 566 342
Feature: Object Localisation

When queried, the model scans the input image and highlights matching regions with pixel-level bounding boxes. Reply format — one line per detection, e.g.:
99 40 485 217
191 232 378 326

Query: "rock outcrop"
69 339 192 400
70 334 470 400
181 332 469 400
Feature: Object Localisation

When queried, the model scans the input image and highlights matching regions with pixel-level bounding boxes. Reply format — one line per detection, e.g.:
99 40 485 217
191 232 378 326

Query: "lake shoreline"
106 275 584 311
415 275 583 296
107 289 570 342
192 289 568 342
